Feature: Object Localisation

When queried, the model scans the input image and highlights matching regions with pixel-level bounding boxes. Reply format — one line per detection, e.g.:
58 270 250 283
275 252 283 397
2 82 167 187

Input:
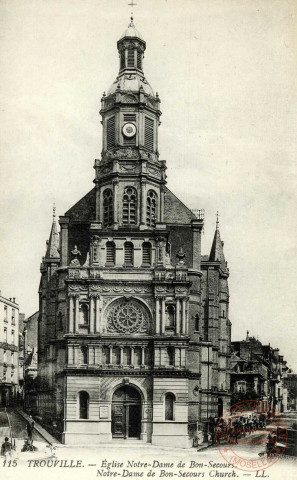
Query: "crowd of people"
209 413 267 444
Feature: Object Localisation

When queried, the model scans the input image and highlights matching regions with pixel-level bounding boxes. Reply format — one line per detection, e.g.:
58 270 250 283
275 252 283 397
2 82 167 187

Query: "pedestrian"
1 437 12 459
26 415 34 443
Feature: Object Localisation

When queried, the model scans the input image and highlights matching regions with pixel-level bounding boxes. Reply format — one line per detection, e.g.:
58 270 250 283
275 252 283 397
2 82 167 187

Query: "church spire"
45 205 60 259
209 212 226 268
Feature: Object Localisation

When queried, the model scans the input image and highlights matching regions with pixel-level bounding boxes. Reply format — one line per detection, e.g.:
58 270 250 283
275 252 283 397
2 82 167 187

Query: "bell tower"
94 18 166 230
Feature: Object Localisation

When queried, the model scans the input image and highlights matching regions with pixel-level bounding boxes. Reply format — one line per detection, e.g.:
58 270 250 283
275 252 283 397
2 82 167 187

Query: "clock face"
122 122 137 138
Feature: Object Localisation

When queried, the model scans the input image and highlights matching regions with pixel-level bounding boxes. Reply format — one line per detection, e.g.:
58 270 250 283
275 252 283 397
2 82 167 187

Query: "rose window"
106 300 149 334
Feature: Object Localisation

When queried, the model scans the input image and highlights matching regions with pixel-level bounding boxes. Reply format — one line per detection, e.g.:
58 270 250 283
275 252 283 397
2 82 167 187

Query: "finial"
128 1 137 22
246 330 249 341
216 210 220 230
53 202 56 220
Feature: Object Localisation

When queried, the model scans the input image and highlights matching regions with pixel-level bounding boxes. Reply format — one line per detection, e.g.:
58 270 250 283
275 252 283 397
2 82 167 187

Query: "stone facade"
36 19 231 447
0 292 19 406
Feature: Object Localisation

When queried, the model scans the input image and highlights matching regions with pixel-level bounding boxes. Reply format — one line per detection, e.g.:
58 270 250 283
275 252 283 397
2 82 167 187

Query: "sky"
0 0 296 369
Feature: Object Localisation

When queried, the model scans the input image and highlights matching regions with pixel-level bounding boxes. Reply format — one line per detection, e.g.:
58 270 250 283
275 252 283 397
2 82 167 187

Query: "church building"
37 19 231 447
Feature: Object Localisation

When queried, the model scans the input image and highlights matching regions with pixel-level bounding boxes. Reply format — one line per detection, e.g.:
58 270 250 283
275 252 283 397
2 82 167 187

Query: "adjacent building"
0 292 19 406
22 311 39 412
231 334 289 413
36 19 231 446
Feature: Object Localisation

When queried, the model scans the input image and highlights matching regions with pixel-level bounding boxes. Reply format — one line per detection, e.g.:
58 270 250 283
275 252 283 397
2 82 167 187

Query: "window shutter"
124 242 134 266
144 116 154 151
107 116 115 149
106 242 116 265
137 51 142 70
127 49 134 67
142 242 152 265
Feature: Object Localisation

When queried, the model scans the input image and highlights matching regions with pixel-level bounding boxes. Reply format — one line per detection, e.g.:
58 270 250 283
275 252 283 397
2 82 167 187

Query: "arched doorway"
112 385 141 439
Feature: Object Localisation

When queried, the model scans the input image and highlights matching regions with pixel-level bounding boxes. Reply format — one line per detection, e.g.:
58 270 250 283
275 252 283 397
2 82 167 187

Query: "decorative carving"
89 284 101 292
119 164 137 172
106 299 149 334
147 166 160 177
89 269 101 279
176 247 186 265
69 285 81 292
123 94 137 103
70 245 81 266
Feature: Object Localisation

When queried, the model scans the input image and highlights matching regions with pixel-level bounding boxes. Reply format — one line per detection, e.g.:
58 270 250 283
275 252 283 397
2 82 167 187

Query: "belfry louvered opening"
107 116 116 149
106 241 116 265
142 242 152 266
137 51 142 70
144 116 154 151
124 242 134 266
127 48 135 67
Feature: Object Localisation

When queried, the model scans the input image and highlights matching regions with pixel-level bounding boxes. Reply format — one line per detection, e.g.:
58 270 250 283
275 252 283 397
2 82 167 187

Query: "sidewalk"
16 409 59 445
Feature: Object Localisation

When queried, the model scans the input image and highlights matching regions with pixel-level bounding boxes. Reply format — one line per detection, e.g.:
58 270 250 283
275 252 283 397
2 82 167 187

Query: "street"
0 408 46 443
0 410 296 480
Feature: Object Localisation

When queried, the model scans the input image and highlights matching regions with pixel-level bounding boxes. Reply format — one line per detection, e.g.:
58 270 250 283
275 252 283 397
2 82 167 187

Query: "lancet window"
103 189 113 227
146 190 157 227
122 187 137 225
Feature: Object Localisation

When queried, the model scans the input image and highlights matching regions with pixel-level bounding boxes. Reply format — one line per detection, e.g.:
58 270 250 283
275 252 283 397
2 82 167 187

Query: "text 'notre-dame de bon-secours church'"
37 18 231 447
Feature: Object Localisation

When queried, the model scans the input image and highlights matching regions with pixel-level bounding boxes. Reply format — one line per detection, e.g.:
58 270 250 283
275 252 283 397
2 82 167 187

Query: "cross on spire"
128 0 137 21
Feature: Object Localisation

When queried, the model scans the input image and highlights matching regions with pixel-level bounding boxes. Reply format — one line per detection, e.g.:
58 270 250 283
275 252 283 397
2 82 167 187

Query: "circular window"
106 300 149 334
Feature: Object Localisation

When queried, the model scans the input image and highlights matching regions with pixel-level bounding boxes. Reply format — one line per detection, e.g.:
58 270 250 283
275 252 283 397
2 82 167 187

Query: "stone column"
140 180 146 226
95 295 101 333
131 347 134 365
155 297 160 334
175 298 180 335
68 344 74 364
181 298 186 334
113 179 119 228
74 345 79 364
109 345 113 365
141 347 145 365
161 297 166 334
120 346 124 365
160 186 165 222
74 295 80 333
68 296 74 333
89 296 95 334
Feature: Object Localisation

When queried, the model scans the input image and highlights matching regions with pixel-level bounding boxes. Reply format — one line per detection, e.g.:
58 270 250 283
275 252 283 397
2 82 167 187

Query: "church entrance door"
112 386 141 439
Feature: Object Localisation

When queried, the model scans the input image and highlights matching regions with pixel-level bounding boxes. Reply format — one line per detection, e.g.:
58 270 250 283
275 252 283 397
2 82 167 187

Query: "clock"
122 122 137 138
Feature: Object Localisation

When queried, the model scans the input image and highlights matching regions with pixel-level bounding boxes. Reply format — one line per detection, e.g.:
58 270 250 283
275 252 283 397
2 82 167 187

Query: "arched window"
123 187 137 225
106 241 116 265
103 189 113 227
165 393 175 421
81 346 88 364
78 391 89 419
124 242 134 266
166 305 175 330
167 347 174 366
80 304 89 325
146 190 157 227
142 242 152 266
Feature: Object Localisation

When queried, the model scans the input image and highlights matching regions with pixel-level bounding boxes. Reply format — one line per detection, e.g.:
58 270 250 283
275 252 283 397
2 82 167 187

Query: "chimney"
13 297 16 303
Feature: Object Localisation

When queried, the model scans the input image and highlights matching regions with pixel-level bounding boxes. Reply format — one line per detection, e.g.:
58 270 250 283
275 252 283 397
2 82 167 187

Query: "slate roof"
64 186 196 225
